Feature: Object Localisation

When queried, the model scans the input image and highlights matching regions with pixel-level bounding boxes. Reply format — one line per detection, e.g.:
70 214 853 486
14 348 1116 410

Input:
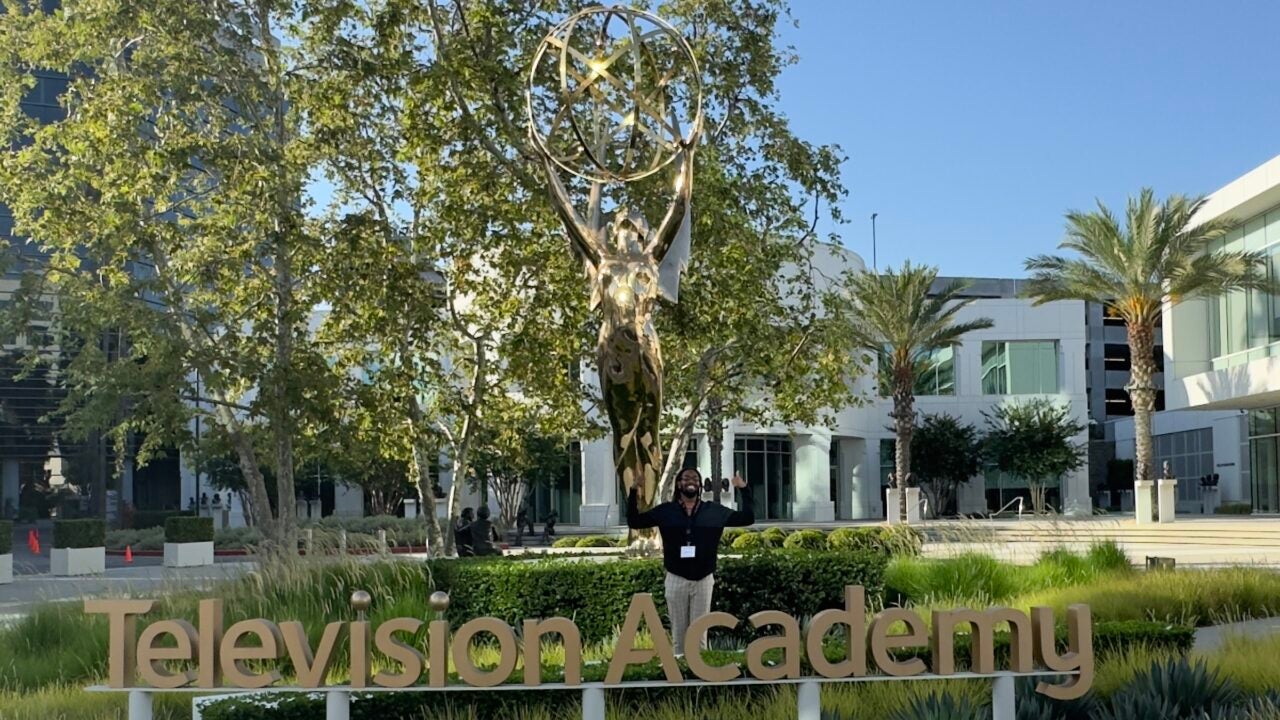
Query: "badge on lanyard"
680 545 697 558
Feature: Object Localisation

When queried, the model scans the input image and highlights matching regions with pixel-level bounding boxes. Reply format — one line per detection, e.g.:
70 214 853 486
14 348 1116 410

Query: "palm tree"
845 262 994 514
1024 189 1272 487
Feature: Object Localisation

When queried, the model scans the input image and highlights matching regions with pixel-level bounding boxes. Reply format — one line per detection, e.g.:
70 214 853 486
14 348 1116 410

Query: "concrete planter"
164 541 214 568
1201 488 1221 515
51 546 105 576
905 487 923 524
0 553 11 585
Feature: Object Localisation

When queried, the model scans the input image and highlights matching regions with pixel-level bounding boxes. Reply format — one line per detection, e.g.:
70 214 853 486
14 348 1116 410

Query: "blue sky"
776 1 1280 277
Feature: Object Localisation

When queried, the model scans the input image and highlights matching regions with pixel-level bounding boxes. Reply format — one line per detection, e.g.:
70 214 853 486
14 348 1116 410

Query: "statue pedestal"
1134 480 1155 525
885 488 902 525
905 488 922 524
1157 479 1178 524
403 499 419 519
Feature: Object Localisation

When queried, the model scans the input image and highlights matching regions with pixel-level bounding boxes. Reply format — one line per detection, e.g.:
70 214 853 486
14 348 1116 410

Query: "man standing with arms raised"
627 468 754 656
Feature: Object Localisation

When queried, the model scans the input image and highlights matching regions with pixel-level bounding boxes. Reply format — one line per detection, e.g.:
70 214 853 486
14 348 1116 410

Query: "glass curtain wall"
1211 205 1280 368
1249 408 1279 513
981 341 1059 394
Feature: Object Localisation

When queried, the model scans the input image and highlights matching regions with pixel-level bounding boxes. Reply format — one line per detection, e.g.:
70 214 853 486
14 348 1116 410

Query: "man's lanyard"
683 500 701 545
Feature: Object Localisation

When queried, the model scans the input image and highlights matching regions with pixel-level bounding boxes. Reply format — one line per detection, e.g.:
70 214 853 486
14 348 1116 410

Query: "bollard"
305 529 314 556
339 529 348 555
378 529 388 554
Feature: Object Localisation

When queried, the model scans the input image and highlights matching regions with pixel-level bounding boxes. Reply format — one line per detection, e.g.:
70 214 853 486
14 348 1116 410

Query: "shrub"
1216 502 1252 515
552 536 579 548
1095 658 1241 720
827 527 882 552
575 535 619 548
783 529 828 550
130 509 189 530
215 527 261 550
886 552 1022 603
429 548 887 644
52 519 105 549
888 690 987 720
166 516 214 544
879 524 924 556
105 527 164 551
720 527 747 548
761 526 789 546
731 531 768 551
0 520 10 555
1086 540 1132 572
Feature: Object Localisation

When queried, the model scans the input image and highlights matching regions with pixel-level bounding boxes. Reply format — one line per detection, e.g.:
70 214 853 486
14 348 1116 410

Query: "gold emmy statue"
527 6 702 524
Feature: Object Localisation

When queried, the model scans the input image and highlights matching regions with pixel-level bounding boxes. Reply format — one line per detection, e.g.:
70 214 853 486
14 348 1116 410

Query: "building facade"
573 246 1093 527
1107 153 1280 514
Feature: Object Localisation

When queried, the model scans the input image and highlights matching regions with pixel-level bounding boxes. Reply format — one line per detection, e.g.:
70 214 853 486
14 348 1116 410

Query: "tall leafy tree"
1024 190 1272 486
982 398 1086 514
305 0 856 536
912 413 982 517
843 262 993 502
0 0 330 552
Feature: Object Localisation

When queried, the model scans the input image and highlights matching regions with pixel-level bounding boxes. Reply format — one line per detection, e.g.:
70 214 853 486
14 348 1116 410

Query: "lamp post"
870 212 878 272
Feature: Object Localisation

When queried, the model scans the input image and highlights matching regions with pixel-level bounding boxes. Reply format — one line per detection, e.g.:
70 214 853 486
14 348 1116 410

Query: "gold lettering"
745 610 802 681
374 618 424 689
197 599 224 688
606 593 681 684
220 619 284 689
1032 605 1094 701
349 621 370 689
85 599 154 689
931 608 1032 675
868 608 927 677
806 586 867 679
427 619 449 687
685 612 740 682
523 618 581 686
136 619 198 689
453 618 518 688
280 621 344 688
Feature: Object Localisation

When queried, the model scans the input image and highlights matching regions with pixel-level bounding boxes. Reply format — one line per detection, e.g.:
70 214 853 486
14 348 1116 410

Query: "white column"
578 436 617 527
1 459 19 518
720 429 736 504
695 432 712 482
128 690 153 720
885 487 902 524
991 675 1016 720
793 431 834 522
840 438 865 520
797 681 821 720
905 487 923 524
1062 465 1092 517
326 690 350 720
582 686 606 720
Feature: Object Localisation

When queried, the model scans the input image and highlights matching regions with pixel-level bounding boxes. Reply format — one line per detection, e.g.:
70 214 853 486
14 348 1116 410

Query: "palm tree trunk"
891 368 916 519
1127 322 1158 485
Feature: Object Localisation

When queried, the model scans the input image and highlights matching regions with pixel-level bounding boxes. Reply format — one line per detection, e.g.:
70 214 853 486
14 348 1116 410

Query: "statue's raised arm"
647 143 695 264
541 156 601 269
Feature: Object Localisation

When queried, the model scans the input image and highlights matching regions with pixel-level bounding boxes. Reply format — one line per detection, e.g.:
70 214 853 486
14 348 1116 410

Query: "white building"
1111 153 1280 514
573 244 1092 527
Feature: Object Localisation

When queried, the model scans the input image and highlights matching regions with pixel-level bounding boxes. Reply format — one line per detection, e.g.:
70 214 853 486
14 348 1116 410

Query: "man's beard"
680 486 700 499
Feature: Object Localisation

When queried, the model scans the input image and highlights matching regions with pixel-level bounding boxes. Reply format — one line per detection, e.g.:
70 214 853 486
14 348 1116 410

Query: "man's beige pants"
665 572 715 655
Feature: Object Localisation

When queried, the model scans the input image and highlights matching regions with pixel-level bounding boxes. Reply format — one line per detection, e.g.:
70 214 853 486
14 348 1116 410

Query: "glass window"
1152 428 1211 504
914 345 956 396
733 436 793 520
682 438 699 471
879 439 895 487
981 341 1058 394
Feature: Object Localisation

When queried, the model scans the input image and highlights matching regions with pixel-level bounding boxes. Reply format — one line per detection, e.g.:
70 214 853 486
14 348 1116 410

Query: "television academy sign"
87 586 1093 699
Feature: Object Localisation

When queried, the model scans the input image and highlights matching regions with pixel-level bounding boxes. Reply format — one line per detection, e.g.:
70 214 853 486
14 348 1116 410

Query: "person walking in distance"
626 468 754 656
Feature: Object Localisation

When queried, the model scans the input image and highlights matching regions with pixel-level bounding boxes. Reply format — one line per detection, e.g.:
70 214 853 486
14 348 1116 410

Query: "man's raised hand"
731 472 747 490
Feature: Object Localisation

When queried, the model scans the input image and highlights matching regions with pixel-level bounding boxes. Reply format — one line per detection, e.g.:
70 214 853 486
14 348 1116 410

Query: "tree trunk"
1127 322 1158 486
891 365 916 520
408 429 444 556
708 395 724 503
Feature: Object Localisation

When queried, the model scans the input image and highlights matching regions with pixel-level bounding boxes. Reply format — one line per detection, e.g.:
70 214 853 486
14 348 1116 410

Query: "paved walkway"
1194 617 1280 653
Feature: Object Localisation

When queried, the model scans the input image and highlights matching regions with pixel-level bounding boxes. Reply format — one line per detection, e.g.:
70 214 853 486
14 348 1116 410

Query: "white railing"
992 496 1025 520
93 670 1076 720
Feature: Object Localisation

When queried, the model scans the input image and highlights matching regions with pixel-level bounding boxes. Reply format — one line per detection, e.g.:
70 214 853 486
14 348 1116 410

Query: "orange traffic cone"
124 545 133 564
27 529 35 552
31 534 39 555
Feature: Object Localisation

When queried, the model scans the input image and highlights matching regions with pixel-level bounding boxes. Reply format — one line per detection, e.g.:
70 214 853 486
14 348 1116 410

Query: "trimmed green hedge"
131 510 190 530
575 535 619 548
783 529 827 550
551 536 578 548
166 516 214 544
0 520 11 555
731 531 769 551
53 519 105 549
427 549 888 644
1215 502 1252 515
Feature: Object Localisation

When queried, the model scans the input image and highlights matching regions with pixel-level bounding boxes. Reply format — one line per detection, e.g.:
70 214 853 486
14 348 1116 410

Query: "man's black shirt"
626 486 755 580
